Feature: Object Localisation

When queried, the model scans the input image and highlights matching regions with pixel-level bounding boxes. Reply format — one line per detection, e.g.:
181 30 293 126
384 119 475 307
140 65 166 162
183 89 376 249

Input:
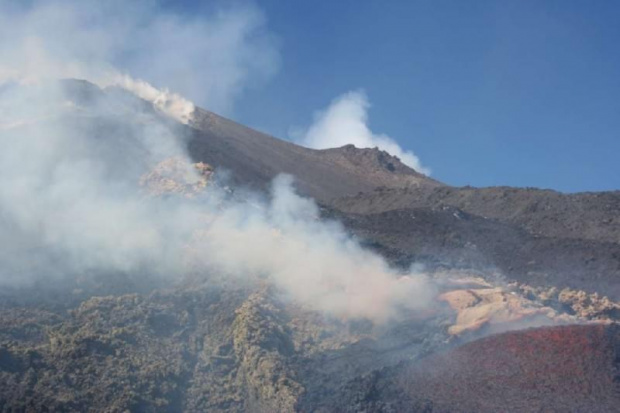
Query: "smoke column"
0 0 435 322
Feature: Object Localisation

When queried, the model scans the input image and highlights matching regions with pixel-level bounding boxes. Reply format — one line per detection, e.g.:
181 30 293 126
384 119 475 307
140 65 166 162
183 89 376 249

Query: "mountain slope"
332 185 620 244
188 108 441 203
327 186 620 300
329 206 620 300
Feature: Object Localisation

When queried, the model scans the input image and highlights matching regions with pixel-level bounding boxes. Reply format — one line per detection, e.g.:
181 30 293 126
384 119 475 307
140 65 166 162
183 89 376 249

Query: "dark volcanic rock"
332 185 620 245
327 206 620 301
356 324 620 413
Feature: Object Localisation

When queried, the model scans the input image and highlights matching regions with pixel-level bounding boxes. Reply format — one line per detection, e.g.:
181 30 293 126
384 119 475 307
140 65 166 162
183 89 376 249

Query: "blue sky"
220 0 619 193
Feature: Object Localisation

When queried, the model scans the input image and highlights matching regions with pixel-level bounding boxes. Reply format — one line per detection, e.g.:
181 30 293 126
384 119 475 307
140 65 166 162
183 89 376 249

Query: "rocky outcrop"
518 284 620 320
440 287 562 336
139 156 213 197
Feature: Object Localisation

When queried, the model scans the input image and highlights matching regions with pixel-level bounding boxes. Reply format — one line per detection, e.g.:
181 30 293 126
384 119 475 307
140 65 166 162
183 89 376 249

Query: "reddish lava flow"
397 324 620 413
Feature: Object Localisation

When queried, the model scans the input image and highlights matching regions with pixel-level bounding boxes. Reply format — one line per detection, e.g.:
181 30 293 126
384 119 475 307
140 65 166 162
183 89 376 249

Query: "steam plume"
190 174 434 321
297 90 431 175
109 75 195 124
0 1 435 322
0 81 434 322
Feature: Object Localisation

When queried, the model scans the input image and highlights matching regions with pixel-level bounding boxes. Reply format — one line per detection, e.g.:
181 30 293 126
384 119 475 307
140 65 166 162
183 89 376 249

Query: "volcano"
0 79 619 412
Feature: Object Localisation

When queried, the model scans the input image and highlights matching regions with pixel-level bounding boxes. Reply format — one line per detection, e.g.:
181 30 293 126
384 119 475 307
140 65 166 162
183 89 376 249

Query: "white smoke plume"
297 91 431 175
109 75 195 124
0 81 434 322
0 0 279 116
0 1 435 322
0 82 199 282
190 174 434 322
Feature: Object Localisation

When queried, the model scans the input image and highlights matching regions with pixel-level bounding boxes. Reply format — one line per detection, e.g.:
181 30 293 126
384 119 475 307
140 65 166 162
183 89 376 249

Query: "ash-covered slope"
329 205 620 301
332 185 620 244
187 108 441 203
